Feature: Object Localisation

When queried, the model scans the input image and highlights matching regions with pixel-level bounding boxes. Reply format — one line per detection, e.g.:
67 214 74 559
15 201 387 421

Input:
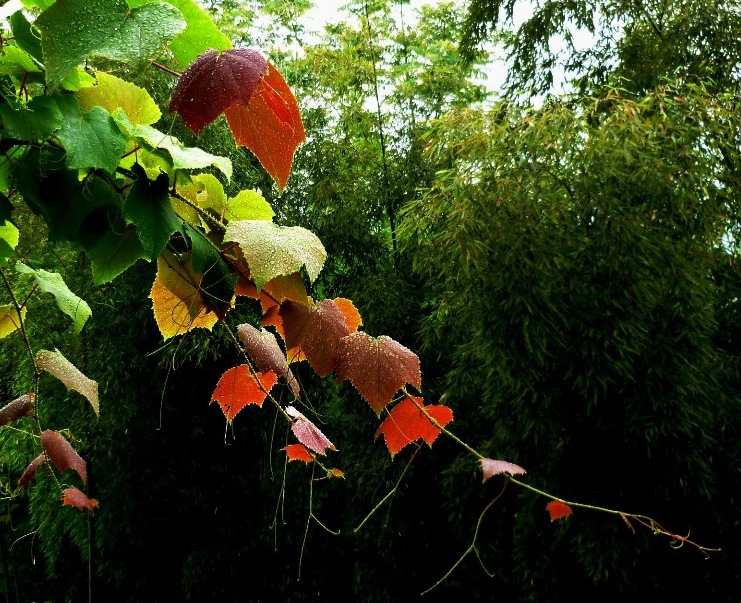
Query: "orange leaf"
329 468 345 478
210 366 277 422
336 333 421 415
284 443 313 463
546 500 573 521
63 487 98 512
375 397 453 457
334 298 362 332
41 430 87 485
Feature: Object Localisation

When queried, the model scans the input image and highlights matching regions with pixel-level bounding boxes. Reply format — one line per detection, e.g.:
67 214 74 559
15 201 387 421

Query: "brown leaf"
18 453 44 488
336 332 421 415
237 323 299 397
0 394 33 427
41 430 87 485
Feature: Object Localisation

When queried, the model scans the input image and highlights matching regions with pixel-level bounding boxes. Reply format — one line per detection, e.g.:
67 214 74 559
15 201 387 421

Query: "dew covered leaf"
375 396 452 457
149 249 219 340
237 323 299 397
37 348 99 415
63 487 99 512
336 332 421 415
18 453 44 488
0 96 64 140
284 443 312 463
278 299 350 376
36 0 186 89
16 263 91 333
0 394 33 427
224 219 325 290
0 304 25 339
480 458 527 481
76 71 161 126
546 500 573 521
210 366 277 422
286 406 336 455
41 429 87 485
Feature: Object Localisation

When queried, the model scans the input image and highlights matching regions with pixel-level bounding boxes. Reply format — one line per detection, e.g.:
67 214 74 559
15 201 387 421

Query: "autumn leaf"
334 298 362 332
0 304 26 338
546 500 573 521
284 443 312 463
375 397 452 457
210 366 277 422
279 300 350 377
336 332 421 415
18 453 44 488
0 394 33 427
41 430 87 485
169 50 305 190
150 250 220 340
480 458 527 481
286 406 336 455
237 323 300 397
63 487 99 512
37 349 99 415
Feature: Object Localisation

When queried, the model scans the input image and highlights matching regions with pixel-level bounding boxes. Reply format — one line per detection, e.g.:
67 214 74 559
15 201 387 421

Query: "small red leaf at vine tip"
546 500 573 521
210 366 278 422
336 333 422 415
18 453 44 488
63 487 99 512
41 430 87 485
375 397 453 457
284 443 313 463
286 406 337 455
0 393 33 427
480 458 527 481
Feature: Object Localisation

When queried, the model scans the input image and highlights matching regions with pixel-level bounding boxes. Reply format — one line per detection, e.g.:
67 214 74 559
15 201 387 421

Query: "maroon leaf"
41 430 87 485
336 332 421 415
0 393 33 427
279 299 351 377
18 453 44 488
169 49 267 135
63 487 98 512
480 458 527 481
237 323 299 397
286 406 336 455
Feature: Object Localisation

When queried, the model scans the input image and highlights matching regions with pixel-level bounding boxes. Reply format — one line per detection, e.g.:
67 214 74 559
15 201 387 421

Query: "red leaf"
546 500 573 521
279 299 350 377
237 324 300 397
63 487 98 512
284 443 313 463
223 64 306 190
0 393 33 427
286 406 336 455
480 458 527 481
336 333 421 415
18 453 44 488
375 397 453 457
169 49 268 135
41 430 87 485
210 366 278 422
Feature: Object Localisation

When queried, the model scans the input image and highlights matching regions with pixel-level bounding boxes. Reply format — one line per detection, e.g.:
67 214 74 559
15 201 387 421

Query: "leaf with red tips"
169 50 305 190
336 332 421 415
286 406 336 455
18 453 44 488
284 443 313 463
279 299 350 377
41 430 87 485
63 487 98 512
210 366 277 422
0 394 33 427
237 323 299 397
480 458 527 481
546 500 573 521
375 397 453 457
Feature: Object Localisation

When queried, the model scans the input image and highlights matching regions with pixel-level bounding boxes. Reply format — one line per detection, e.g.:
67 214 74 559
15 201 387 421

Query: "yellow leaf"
76 72 161 126
0 304 25 338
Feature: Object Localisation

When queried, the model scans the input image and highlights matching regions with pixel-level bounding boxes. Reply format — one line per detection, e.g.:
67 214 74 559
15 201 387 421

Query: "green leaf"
0 194 18 264
0 96 64 140
86 213 147 284
0 46 42 80
16 263 91 333
128 0 232 67
226 190 275 222
77 72 161 126
224 220 326 289
36 0 187 89
10 11 44 63
123 164 182 261
113 111 232 179
59 68 97 92
55 95 127 173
